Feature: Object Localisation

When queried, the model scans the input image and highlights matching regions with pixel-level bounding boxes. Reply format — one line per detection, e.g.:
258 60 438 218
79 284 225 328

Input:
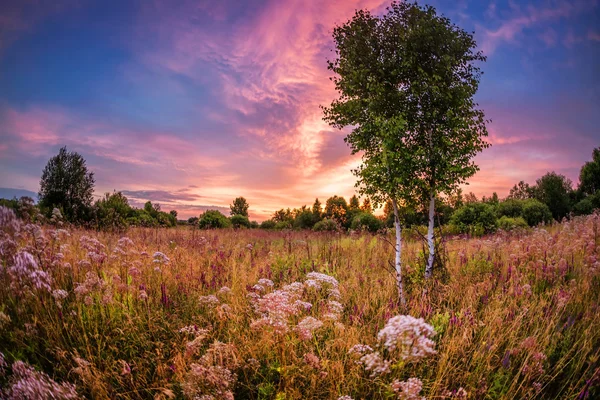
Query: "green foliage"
496 199 524 218
572 194 600 216
311 198 322 221
312 218 339 232
198 210 231 229
522 199 553 226
93 191 132 232
231 214 251 228
273 208 293 224
578 147 600 196
497 216 529 231
507 180 534 200
293 209 316 230
38 146 95 223
230 197 250 217
260 219 277 229
324 196 348 228
534 171 573 221
350 212 382 232
274 220 293 230
450 202 497 234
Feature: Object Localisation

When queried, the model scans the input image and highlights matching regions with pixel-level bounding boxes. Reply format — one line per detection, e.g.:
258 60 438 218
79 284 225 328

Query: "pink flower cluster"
391 377 425 400
295 316 324 340
8 251 52 295
2 360 78 399
377 315 437 360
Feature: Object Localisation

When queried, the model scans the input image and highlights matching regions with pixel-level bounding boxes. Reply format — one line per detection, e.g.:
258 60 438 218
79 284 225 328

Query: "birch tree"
380 2 490 278
323 9 420 306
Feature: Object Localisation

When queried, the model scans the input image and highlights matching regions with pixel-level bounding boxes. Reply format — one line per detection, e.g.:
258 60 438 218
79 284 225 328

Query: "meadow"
0 206 599 399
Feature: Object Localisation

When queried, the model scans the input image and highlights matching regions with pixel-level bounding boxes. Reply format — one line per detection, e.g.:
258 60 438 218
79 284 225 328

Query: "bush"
496 199 524 218
274 220 293 230
350 212 382 232
93 191 132 232
293 210 316 230
450 202 497 235
497 216 529 231
522 199 553 226
198 210 231 229
260 219 276 229
573 198 594 215
313 218 339 232
231 214 251 228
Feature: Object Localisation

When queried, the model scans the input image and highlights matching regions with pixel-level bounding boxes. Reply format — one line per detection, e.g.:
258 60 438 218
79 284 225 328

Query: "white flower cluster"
360 352 391 377
8 251 52 294
377 315 436 359
295 316 324 340
2 360 78 399
391 377 425 400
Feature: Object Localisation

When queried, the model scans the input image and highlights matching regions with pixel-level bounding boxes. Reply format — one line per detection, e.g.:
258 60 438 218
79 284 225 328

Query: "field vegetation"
1 207 599 399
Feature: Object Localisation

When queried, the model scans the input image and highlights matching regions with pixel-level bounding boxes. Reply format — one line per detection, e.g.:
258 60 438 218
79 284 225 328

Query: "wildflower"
0 206 21 234
120 360 131 376
348 344 373 356
117 237 134 248
294 300 313 312
4 360 78 399
199 295 220 307
218 286 231 295
282 281 304 295
304 279 321 290
9 251 52 294
337 396 354 400
391 377 425 400
327 300 344 314
303 353 321 369
257 278 274 288
138 290 148 300
182 363 236 400
359 352 390 377
251 284 265 292
250 316 289 334
295 317 324 340
153 251 170 264
377 315 436 360
306 272 339 289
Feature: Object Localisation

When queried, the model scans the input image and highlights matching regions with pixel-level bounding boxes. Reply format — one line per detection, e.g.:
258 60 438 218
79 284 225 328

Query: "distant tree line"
2 146 599 234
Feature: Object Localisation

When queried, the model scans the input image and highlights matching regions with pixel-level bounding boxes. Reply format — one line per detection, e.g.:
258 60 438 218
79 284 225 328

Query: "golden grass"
0 213 599 399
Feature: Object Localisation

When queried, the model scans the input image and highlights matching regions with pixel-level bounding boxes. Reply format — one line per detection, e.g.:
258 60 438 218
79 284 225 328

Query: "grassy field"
0 208 599 399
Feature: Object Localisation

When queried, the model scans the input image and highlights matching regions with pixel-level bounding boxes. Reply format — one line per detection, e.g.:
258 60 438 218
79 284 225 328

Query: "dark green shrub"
293 210 316 229
274 220 293 230
573 198 594 215
260 219 276 229
313 218 339 232
450 202 497 234
198 210 231 229
231 214 251 228
522 199 553 226
350 212 382 232
497 216 528 231
496 199 524 218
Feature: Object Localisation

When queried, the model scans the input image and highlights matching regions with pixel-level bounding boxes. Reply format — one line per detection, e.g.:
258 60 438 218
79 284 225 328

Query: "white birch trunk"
391 198 406 306
425 194 435 279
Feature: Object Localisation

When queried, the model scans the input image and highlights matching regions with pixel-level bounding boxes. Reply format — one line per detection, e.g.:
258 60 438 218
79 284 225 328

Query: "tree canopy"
38 147 95 223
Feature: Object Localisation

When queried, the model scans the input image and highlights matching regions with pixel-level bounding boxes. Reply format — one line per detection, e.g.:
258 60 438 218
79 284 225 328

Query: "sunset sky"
0 0 598 220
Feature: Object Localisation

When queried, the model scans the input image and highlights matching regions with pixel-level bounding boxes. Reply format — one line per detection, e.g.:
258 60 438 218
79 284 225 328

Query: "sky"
0 0 598 220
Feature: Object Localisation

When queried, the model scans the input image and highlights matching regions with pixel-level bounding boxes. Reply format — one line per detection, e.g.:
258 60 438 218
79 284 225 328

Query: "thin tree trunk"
425 194 435 279
391 198 406 306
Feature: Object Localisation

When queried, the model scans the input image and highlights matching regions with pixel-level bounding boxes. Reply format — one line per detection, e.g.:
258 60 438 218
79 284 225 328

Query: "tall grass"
0 207 598 399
